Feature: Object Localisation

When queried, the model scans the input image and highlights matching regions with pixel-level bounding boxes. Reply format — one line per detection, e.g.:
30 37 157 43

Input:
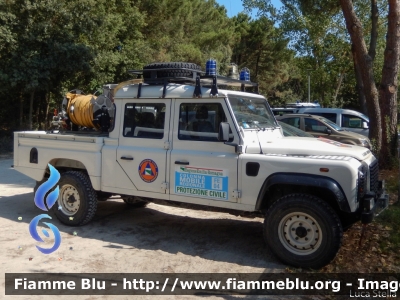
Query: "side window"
304 118 328 133
342 114 363 128
178 103 228 142
311 113 336 123
281 117 300 128
123 103 166 139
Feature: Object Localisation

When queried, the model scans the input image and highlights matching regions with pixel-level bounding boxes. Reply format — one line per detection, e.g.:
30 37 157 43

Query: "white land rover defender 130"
13 62 388 269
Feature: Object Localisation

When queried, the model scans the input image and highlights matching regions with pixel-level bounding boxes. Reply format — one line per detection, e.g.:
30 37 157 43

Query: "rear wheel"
264 193 343 269
52 171 97 226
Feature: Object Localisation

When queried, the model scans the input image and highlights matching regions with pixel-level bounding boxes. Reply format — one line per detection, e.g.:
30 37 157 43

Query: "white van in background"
297 108 369 137
286 102 321 108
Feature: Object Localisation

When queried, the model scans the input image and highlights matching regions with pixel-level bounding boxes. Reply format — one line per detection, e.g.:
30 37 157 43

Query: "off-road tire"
143 62 201 80
264 193 343 269
52 171 97 226
123 196 148 208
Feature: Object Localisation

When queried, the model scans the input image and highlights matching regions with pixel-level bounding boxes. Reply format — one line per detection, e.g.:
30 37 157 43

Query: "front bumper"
361 180 389 224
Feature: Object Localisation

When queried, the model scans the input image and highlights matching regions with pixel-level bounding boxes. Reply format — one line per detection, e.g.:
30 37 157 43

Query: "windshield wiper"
243 121 262 130
256 121 276 129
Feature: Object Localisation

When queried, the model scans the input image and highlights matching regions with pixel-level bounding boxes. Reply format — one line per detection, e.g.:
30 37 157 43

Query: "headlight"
359 139 370 148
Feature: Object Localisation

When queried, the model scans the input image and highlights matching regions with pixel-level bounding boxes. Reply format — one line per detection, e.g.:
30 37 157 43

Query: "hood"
245 132 371 161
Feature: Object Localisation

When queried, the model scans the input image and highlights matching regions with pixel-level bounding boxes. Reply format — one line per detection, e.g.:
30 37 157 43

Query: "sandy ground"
0 157 291 300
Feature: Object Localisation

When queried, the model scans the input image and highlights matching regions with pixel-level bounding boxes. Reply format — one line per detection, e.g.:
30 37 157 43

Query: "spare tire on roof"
143 62 202 82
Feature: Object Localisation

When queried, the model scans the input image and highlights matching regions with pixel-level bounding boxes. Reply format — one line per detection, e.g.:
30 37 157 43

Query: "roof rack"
128 67 259 98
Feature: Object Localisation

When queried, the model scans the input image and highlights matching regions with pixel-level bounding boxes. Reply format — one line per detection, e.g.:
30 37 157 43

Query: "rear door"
169 99 239 204
116 99 171 194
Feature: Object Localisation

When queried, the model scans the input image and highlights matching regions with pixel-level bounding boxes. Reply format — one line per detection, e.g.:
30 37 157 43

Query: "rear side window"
309 113 336 123
342 114 363 128
123 103 166 139
280 117 300 129
178 103 228 142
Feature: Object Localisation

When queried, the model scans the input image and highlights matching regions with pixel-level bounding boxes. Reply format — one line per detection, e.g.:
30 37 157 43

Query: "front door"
341 114 369 137
169 99 239 204
117 99 171 194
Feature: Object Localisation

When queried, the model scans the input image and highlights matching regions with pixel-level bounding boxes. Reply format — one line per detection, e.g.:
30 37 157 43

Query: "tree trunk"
45 92 51 128
339 0 381 153
368 0 378 60
255 47 261 78
19 93 24 129
378 0 400 168
332 72 344 105
35 96 41 127
28 91 34 130
352 45 368 115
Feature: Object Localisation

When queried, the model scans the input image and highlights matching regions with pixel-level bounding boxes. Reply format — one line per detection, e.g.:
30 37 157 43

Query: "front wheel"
52 171 98 226
264 194 343 269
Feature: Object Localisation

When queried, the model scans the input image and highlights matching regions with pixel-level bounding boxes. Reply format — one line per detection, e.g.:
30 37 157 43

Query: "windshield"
227 96 278 129
317 116 343 131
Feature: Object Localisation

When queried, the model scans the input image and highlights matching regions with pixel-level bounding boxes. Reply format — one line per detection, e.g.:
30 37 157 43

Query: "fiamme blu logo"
29 164 62 254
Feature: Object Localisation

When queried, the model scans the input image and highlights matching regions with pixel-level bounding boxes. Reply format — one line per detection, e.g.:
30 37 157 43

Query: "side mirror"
218 122 230 142
362 121 369 129
326 128 332 135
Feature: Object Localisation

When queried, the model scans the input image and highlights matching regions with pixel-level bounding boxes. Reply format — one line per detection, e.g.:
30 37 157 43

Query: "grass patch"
378 205 400 251
376 169 400 254
384 169 399 195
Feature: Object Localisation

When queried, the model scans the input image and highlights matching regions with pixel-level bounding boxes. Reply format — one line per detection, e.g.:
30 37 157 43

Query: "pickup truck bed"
14 131 106 190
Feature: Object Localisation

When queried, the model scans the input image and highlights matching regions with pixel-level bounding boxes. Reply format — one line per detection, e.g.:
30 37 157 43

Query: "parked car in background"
277 114 371 148
278 121 314 138
297 108 369 137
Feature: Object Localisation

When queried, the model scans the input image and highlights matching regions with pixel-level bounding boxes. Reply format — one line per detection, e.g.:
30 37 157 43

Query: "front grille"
369 159 379 194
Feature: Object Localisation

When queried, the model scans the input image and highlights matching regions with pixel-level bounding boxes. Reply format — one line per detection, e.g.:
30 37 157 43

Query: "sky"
216 0 282 18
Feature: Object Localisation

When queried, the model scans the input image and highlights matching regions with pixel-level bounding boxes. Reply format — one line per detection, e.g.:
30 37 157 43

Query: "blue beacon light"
205 59 217 76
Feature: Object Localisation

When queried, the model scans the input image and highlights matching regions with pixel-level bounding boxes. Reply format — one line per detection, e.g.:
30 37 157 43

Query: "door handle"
121 156 134 160
175 161 189 165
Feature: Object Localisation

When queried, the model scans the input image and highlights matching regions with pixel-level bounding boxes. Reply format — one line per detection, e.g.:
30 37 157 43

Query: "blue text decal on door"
175 166 228 200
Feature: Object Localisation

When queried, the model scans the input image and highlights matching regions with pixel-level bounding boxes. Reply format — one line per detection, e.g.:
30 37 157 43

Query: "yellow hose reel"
65 92 114 131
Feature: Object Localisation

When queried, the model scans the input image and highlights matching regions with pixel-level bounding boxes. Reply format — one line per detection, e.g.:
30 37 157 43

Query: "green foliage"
0 0 94 93
231 14 294 99
0 0 242 132
244 0 390 111
137 0 234 73
0 0 394 134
